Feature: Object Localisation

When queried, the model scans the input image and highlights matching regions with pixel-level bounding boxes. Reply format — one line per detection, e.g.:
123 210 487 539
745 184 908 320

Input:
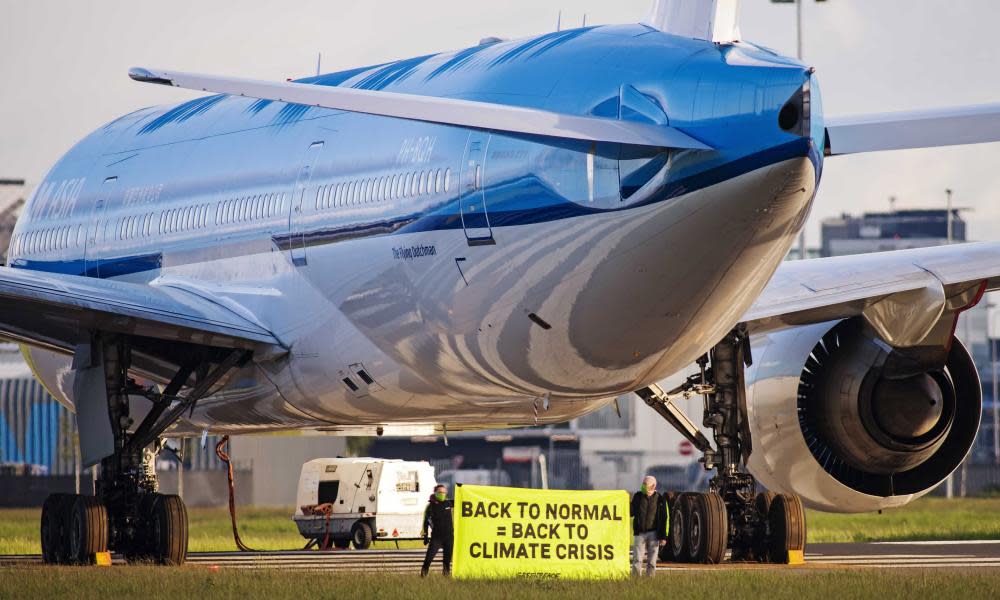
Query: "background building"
820 208 966 257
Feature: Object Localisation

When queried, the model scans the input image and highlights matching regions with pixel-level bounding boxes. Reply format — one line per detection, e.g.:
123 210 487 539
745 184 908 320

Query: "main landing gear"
637 327 806 564
40 336 247 565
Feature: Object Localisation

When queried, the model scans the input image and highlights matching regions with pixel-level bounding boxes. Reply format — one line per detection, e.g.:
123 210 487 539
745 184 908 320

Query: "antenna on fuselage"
316 53 322 76
556 10 562 31
582 14 587 27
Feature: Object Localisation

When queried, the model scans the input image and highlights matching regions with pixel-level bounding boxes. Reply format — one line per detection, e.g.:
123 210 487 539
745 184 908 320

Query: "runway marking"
6 542 1000 572
873 540 1000 545
807 554 968 560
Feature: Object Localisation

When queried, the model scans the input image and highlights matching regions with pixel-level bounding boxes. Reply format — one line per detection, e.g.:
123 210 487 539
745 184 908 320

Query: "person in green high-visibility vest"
630 475 667 577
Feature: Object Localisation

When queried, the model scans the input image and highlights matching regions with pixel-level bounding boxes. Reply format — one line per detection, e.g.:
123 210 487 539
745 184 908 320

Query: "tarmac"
2 541 1000 571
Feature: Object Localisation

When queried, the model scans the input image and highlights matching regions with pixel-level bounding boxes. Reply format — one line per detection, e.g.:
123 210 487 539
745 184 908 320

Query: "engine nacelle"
745 318 981 513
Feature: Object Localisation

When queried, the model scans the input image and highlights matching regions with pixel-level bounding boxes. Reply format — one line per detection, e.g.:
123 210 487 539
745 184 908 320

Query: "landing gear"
639 326 807 564
40 336 246 566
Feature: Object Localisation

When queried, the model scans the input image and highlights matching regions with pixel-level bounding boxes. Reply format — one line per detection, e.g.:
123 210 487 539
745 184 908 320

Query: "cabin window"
410 172 419 196
475 165 482 190
444 168 451 193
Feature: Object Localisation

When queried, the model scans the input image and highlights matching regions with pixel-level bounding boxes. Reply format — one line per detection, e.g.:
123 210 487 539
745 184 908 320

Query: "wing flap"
825 103 1000 156
0 267 281 352
128 67 711 150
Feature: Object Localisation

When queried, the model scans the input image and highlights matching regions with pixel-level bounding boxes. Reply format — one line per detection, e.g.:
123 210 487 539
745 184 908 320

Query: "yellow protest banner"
452 484 630 580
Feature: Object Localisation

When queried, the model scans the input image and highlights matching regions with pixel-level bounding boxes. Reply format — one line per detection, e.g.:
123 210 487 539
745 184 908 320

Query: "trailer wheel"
351 521 373 549
333 538 351 550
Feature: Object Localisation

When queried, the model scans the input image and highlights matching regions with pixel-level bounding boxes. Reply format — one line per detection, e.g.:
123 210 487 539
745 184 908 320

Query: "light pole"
946 188 954 243
990 304 1000 465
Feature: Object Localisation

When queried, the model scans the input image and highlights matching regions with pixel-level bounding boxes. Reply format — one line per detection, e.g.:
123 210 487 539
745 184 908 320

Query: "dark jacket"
630 491 668 540
421 496 454 540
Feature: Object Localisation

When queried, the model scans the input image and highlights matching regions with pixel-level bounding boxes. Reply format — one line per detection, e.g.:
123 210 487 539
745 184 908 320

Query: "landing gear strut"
639 326 806 564
40 336 247 565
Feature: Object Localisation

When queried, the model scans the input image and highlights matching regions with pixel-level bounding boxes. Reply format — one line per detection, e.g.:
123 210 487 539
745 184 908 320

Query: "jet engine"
744 318 981 513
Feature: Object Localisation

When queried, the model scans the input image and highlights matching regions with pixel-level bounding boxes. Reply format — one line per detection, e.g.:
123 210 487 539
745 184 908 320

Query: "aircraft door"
459 132 494 246
288 141 325 266
83 176 117 278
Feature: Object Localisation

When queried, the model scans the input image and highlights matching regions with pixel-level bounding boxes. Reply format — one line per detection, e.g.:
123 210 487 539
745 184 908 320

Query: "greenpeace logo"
392 244 437 260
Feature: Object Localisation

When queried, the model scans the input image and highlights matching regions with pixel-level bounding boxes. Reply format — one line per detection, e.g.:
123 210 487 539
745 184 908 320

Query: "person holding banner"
630 475 667 577
420 484 455 577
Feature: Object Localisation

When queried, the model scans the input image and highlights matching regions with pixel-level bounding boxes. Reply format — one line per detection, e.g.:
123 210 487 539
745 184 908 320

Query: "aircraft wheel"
767 493 806 563
668 493 692 563
658 491 679 562
68 496 109 565
41 493 72 564
151 494 188 565
351 521 373 550
688 492 727 564
752 491 777 562
124 494 161 563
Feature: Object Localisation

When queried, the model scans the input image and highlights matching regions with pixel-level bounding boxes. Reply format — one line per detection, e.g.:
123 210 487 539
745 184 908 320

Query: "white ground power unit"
292 457 437 549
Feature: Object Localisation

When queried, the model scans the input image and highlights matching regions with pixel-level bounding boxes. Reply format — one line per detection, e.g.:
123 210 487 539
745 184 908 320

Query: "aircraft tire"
767 493 806 563
752 491 777 562
688 492 727 564
669 493 692 562
658 491 679 562
40 493 72 564
68 495 109 565
151 494 188 565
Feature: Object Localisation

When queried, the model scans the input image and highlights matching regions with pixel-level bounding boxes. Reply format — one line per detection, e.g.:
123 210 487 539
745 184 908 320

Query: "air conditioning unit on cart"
293 457 437 549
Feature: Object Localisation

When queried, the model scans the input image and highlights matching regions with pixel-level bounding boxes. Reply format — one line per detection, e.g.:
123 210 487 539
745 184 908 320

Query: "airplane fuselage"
10 25 822 434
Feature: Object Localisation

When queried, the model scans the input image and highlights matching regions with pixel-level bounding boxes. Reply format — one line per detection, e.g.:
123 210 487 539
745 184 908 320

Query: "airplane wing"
825 103 1000 156
743 242 1000 346
0 266 281 354
127 67 711 150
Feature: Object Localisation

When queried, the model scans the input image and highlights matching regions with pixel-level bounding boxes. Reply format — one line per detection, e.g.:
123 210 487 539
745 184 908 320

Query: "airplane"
6 0 1000 566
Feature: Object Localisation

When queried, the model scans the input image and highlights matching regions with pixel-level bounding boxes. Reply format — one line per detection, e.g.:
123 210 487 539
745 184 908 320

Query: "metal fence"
0 378 77 475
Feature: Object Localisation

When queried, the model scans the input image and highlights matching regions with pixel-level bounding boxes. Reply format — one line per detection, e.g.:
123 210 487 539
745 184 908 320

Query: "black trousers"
421 536 453 574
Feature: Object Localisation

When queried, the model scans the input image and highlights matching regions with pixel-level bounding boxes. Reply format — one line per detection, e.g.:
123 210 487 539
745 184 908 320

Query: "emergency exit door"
459 132 494 246
289 141 325 266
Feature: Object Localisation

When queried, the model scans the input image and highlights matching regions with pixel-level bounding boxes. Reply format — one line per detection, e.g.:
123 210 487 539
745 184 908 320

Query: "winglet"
128 67 174 86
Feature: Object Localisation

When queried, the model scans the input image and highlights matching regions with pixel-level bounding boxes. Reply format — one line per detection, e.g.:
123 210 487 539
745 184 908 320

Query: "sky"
1 0 999 246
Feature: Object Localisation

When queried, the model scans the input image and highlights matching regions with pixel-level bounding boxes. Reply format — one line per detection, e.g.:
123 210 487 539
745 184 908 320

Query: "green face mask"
435 492 446 501
640 483 648 494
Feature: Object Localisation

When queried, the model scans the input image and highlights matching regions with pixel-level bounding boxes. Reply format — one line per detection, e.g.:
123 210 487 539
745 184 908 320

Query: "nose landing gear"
640 327 806 564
